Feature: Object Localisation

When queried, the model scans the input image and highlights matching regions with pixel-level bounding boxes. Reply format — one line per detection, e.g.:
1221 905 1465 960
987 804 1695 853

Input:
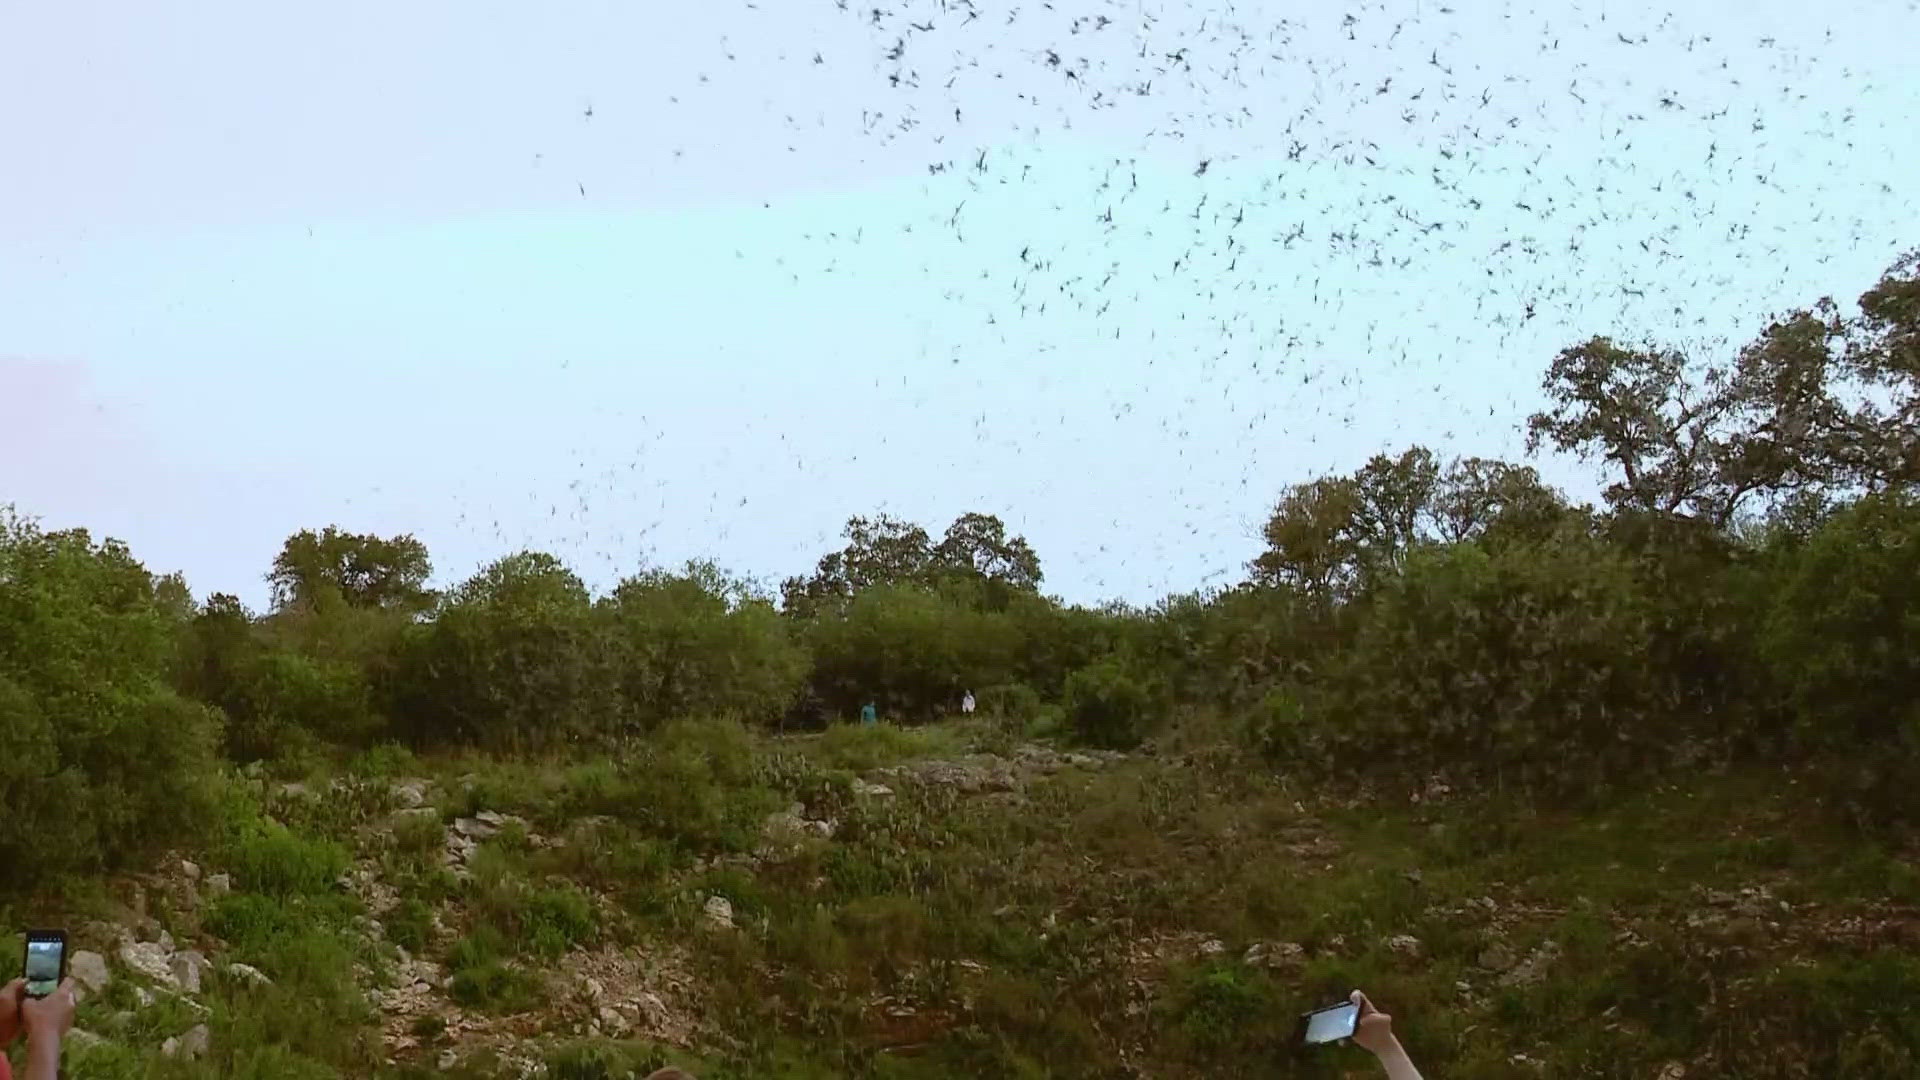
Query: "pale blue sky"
3 1 1917 607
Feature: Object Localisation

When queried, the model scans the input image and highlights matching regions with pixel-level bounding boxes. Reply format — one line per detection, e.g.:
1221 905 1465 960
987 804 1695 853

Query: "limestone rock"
226 963 272 988
118 940 175 986
206 873 232 897
703 895 736 930
171 950 209 995
1386 934 1423 958
69 950 111 996
66 1029 107 1053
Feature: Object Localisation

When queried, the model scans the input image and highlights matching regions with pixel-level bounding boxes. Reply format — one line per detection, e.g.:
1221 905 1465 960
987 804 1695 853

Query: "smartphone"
22 930 67 999
1299 1000 1360 1045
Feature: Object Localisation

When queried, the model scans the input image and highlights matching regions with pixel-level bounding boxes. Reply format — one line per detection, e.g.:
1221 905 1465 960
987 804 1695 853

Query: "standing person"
860 701 877 727
1 976 76 1080
961 689 976 715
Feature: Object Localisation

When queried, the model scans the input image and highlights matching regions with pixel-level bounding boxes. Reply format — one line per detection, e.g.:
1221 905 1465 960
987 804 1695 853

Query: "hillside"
14 716 1918 1079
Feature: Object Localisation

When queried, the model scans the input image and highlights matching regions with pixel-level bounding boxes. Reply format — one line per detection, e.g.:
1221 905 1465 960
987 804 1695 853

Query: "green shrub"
976 682 1044 722
387 897 435 953
523 885 599 958
225 819 350 897
390 552 622 749
1301 532 1684 799
207 893 302 953
1063 658 1157 750
602 562 809 728
804 584 1021 721
1761 490 1920 829
0 511 224 887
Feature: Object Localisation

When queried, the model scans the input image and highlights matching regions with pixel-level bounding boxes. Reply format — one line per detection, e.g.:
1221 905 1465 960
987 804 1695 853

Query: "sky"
3 0 1918 609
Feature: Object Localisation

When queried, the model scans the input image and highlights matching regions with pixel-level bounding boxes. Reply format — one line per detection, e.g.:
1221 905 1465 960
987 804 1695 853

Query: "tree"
0 508 222 882
602 561 807 726
1432 458 1569 548
933 512 1043 592
268 527 433 612
1526 338 1752 525
1528 251 1920 526
1347 447 1442 578
782 511 1045 617
1250 476 1364 598
392 551 615 748
781 514 933 617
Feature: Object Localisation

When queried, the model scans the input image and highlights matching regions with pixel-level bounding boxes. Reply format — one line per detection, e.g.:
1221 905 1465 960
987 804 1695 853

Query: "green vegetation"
1 253 1917 1076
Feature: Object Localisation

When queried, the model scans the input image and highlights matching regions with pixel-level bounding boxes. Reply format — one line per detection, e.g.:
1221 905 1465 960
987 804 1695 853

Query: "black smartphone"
1299 1000 1360 1045
23 930 67 999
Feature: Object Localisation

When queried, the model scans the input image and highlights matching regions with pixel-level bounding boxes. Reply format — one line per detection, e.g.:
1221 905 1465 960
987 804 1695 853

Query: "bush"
522 885 599 958
1063 658 1158 750
805 585 1021 721
224 818 350 897
602 562 809 728
390 552 622 749
976 682 1044 723
1300 531 1680 799
0 511 224 886
1760 491 1920 829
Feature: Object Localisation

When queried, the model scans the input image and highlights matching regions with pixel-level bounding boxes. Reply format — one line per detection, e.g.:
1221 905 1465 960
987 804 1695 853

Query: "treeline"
2 249 1915 886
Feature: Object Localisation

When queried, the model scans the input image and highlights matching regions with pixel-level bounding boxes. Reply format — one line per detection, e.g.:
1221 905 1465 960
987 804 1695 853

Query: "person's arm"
1 977 20 1080
1351 990 1424 1080
19 979 75 1080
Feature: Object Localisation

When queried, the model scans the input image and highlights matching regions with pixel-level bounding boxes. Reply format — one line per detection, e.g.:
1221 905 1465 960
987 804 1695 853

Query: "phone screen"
1301 1001 1360 1044
23 935 65 998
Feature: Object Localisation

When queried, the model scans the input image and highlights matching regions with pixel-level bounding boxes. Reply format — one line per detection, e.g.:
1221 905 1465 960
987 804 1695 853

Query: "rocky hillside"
20 718 1919 1079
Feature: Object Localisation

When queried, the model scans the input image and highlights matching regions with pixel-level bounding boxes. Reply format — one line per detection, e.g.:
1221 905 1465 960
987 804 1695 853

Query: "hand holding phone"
22 931 66 1000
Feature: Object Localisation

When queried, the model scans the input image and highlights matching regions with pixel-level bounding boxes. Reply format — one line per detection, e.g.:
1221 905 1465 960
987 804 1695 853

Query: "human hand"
20 978 75 1045
1350 989 1400 1056
0 977 22 1047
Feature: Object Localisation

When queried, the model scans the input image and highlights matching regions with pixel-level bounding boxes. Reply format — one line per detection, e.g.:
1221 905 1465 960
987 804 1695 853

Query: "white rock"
703 895 736 929
70 950 111 995
178 1023 210 1059
134 986 156 1008
391 779 431 808
179 859 201 882
851 778 895 797
171 950 210 995
226 963 272 988
1198 938 1226 956
452 817 498 840
597 1005 631 1035
205 873 231 896
1386 934 1423 958
158 930 176 953
118 941 176 986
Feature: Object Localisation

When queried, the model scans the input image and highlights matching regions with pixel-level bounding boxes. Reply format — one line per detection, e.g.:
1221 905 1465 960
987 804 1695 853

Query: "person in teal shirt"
860 702 877 726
